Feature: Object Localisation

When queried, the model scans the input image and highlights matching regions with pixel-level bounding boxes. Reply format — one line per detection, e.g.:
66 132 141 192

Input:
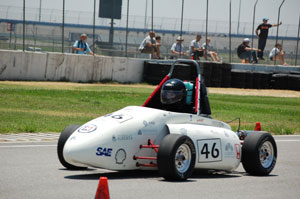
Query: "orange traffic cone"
254 122 261 131
95 177 110 199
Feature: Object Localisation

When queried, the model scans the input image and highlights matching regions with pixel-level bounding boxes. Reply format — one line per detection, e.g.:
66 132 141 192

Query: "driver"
160 79 190 113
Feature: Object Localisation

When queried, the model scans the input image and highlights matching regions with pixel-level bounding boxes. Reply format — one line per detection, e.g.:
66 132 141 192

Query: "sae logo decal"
78 124 97 133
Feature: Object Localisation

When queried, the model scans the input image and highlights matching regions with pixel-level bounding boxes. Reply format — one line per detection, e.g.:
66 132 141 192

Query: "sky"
1 0 299 34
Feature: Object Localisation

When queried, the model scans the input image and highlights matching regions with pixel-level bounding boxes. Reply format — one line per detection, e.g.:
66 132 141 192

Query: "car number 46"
197 139 222 162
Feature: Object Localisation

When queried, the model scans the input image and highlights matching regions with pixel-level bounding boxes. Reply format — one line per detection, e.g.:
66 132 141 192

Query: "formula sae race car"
57 59 277 180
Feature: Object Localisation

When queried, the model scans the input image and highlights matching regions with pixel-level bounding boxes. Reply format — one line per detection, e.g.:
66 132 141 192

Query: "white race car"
57 59 277 180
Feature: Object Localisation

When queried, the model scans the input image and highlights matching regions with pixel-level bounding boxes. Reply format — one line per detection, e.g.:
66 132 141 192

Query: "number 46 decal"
197 139 222 162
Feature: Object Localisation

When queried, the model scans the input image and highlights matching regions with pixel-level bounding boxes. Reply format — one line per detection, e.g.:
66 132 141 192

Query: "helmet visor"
161 90 184 104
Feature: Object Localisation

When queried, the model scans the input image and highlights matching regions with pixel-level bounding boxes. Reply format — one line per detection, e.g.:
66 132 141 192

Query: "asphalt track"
0 135 300 199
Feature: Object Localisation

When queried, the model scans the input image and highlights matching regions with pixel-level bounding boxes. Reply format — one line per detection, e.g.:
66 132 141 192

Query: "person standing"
189 34 205 60
256 18 282 60
72 33 93 55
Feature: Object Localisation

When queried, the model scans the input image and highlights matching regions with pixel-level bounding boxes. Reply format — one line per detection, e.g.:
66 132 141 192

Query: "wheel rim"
259 141 274 168
175 143 192 174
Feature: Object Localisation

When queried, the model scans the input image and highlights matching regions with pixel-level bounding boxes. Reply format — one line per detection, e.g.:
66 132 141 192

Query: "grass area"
0 82 299 134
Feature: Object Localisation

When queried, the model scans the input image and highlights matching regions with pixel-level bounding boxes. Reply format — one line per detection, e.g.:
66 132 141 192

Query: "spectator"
237 38 260 63
171 36 187 58
189 34 205 60
202 38 220 62
269 43 288 65
256 18 282 60
72 33 93 55
139 31 159 59
155 35 162 59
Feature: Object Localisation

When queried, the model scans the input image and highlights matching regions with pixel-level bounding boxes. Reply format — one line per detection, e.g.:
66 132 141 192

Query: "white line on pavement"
0 145 57 148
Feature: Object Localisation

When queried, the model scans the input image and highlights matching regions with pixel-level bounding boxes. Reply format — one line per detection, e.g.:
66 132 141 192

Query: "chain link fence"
0 4 299 65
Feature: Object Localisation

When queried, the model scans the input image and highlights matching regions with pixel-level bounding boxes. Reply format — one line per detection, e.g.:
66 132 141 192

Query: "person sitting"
155 35 162 59
139 31 160 59
269 43 288 65
237 38 260 64
202 38 220 62
160 79 190 113
189 34 205 60
72 33 93 55
171 36 187 59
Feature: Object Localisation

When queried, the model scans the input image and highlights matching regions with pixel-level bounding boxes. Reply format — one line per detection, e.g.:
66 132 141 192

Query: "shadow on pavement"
64 169 247 181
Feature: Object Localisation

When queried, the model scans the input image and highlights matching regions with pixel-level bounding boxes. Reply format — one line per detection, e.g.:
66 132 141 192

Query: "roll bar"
168 59 203 115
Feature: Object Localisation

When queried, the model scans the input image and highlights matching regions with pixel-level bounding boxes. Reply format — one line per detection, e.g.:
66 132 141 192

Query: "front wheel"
157 134 196 180
57 124 87 170
242 132 277 176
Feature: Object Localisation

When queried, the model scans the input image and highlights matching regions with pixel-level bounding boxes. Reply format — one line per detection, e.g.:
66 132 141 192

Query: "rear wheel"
242 132 277 175
57 124 87 170
157 134 196 180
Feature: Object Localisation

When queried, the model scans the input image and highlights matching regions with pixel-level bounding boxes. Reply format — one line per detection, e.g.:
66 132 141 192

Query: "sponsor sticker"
197 119 204 123
115 149 127 164
104 113 133 123
78 124 97 133
224 142 235 157
235 144 241 159
96 147 112 157
112 135 133 142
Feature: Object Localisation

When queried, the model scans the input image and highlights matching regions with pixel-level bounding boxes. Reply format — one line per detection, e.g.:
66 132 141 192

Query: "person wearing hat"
72 33 93 55
237 38 260 63
189 34 205 60
256 18 282 60
171 36 187 58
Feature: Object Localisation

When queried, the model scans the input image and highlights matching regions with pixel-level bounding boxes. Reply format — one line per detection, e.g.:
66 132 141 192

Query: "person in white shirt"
269 43 288 65
171 36 187 58
202 38 220 62
139 31 160 59
189 34 205 60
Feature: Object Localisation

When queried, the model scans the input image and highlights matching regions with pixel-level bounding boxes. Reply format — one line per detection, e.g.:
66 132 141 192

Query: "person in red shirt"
256 18 282 60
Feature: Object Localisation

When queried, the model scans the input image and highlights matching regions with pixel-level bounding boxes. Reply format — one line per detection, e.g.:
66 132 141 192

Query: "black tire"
57 124 87 170
242 132 277 176
157 134 196 180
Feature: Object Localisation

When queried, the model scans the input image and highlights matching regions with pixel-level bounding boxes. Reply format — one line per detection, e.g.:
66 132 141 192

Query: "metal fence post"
39 0 42 22
23 0 25 51
237 0 241 35
125 0 130 57
295 15 300 66
205 0 208 60
179 0 184 58
229 0 231 63
151 0 153 32
144 0 148 32
62 0 65 53
93 0 96 56
274 0 285 65
251 0 259 49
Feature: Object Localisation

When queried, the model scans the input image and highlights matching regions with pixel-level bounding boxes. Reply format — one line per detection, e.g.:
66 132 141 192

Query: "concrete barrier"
0 50 144 83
